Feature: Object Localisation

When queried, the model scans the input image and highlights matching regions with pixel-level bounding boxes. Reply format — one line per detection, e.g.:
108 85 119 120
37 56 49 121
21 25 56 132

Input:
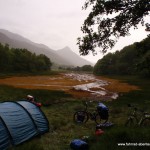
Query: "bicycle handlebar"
82 101 95 111
83 101 93 106
127 104 149 114
127 104 137 110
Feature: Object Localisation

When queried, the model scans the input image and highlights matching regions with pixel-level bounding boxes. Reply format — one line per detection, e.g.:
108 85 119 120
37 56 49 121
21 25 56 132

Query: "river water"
65 73 118 100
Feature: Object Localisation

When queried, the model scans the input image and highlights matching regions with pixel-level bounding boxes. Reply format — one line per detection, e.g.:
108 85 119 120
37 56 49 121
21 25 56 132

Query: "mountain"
56 46 93 66
0 29 92 66
0 29 70 65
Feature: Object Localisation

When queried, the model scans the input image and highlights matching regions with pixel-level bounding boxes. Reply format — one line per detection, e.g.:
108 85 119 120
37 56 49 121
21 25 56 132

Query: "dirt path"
0 73 139 100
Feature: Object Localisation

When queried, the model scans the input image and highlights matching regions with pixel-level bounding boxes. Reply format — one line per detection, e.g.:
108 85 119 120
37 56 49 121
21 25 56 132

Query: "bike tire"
140 118 150 127
73 111 89 123
95 114 108 124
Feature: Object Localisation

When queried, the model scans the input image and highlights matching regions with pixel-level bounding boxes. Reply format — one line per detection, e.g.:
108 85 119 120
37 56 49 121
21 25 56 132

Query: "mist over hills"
0 29 93 67
56 46 93 66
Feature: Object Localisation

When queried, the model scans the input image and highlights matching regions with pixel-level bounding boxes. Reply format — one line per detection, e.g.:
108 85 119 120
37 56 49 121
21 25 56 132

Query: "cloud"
0 0 149 63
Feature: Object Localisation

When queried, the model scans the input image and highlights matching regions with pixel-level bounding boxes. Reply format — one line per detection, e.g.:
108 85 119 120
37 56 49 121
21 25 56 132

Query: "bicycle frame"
82 102 97 120
138 111 150 126
75 101 108 124
87 111 97 121
126 104 150 126
128 109 138 121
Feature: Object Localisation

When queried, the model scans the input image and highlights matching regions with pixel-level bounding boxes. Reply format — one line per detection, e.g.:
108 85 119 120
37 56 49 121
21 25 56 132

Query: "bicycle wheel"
140 118 150 127
125 117 137 127
95 114 108 124
73 111 89 123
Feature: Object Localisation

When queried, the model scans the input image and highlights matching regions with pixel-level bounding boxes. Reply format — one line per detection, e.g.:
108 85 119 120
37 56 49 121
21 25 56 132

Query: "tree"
36 54 52 71
0 43 52 73
77 0 150 55
93 37 150 77
93 53 116 75
81 65 93 71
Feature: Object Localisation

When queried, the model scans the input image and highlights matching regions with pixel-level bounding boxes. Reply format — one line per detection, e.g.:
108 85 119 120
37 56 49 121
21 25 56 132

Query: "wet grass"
0 75 149 150
0 85 71 104
89 127 150 150
0 71 59 78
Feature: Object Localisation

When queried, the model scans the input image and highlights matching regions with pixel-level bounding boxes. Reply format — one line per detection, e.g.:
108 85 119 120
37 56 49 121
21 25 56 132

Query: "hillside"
0 29 92 66
56 46 93 66
93 37 150 78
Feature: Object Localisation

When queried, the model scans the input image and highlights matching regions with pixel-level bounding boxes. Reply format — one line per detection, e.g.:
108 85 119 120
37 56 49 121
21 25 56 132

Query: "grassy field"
0 75 150 150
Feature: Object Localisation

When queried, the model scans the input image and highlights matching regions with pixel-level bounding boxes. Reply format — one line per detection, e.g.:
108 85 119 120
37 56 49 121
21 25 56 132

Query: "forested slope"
93 37 150 78
0 43 52 73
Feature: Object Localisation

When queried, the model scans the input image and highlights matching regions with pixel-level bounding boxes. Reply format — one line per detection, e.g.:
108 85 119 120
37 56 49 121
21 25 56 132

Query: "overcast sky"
0 0 149 63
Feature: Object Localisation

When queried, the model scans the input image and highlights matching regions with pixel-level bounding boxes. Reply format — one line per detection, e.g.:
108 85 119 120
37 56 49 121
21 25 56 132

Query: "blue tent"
0 101 49 150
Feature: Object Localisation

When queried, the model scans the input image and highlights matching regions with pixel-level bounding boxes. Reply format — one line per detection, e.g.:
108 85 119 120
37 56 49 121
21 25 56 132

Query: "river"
0 73 139 100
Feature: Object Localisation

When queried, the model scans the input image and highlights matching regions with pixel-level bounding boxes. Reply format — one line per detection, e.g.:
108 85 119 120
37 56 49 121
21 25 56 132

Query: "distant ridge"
0 29 93 66
56 46 93 66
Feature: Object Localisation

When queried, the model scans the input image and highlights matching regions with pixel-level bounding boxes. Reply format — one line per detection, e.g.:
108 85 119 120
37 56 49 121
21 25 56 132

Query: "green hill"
93 37 150 78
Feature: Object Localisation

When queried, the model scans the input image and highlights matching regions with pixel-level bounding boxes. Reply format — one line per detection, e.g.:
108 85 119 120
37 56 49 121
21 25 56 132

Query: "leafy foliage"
77 0 150 55
93 37 150 77
0 43 52 73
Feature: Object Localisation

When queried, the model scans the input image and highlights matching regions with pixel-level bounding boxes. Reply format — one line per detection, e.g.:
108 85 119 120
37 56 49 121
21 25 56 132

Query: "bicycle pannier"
70 139 89 150
97 103 109 120
77 112 85 123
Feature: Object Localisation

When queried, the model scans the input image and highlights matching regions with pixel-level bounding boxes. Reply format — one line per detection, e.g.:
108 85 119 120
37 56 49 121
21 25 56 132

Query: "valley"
0 73 139 100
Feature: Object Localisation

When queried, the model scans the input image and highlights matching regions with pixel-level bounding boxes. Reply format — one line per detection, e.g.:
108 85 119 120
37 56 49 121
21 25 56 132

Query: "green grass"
89 127 150 150
0 85 71 104
0 70 59 79
0 75 149 150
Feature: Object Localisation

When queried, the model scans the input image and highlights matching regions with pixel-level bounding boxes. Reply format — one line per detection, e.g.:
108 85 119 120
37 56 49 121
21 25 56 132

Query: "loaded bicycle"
125 104 150 127
73 101 109 124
